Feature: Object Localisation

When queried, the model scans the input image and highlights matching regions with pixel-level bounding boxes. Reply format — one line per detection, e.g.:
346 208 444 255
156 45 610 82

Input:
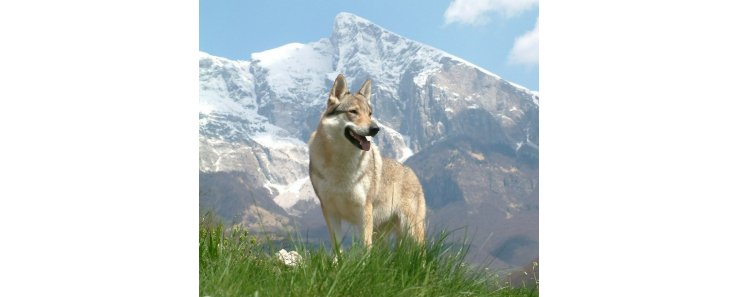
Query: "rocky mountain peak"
332 12 379 38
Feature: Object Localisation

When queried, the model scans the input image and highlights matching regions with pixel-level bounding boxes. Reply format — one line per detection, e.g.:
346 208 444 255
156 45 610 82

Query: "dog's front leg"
328 216 342 253
320 202 342 254
362 203 373 247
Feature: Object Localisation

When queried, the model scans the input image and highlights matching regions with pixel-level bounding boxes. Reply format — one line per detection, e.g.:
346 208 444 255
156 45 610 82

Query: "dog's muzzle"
344 124 380 151
368 123 380 137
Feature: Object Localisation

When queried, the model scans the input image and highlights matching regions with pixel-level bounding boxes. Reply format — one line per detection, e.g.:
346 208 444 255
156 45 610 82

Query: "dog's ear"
357 79 372 101
328 74 348 109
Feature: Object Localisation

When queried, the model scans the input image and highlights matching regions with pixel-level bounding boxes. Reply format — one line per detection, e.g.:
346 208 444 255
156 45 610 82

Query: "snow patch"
439 51 500 79
199 53 257 117
376 122 415 162
252 39 334 103
507 81 535 94
399 135 414 163
524 131 539 150
252 132 307 150
251 43 304 66
413 67 441 87
271 177 312 210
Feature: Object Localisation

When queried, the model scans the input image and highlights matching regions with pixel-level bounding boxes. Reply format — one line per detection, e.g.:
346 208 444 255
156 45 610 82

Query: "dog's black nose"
368 124 380 136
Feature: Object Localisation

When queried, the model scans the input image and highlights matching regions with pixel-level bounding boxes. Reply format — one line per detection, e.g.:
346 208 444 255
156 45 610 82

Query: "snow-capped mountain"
200 12 538 269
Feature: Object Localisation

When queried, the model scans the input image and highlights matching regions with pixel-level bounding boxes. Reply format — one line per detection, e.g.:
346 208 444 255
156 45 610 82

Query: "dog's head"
320 74 380 151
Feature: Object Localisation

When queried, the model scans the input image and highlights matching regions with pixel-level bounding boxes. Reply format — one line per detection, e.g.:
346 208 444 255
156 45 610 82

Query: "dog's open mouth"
345 127 371 151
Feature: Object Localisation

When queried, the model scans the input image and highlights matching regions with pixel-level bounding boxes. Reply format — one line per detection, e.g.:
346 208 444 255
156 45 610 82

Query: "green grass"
199 216 538 297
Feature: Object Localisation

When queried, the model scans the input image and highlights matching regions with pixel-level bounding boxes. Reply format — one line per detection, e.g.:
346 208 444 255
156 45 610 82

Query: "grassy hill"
199 216 538 296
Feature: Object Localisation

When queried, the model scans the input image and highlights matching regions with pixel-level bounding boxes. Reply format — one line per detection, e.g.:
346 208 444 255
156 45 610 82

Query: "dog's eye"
349 110 358 115
369 111 373 116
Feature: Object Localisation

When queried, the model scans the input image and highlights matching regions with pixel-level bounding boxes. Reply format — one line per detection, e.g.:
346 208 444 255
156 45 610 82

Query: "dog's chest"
311 157 374 206
313 168 371 201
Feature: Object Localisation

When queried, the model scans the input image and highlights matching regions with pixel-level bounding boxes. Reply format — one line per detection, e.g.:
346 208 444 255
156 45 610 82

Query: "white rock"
275 249 303 267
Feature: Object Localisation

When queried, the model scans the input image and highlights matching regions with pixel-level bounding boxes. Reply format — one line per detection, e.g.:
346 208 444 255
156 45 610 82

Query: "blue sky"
200 0 539 90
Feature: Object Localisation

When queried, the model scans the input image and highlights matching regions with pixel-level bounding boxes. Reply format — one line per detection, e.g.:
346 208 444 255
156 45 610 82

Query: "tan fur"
308 74 426 248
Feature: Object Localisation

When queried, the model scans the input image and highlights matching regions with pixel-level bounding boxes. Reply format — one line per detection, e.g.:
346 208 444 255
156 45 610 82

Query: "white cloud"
444 0 538 26
508 19 539 66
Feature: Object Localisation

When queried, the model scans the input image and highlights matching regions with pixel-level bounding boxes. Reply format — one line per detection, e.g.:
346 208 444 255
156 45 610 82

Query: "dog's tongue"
353 132 371 151
359 137 370 151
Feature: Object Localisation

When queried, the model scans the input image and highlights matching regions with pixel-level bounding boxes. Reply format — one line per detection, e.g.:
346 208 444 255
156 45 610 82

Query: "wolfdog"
308 74 426 250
